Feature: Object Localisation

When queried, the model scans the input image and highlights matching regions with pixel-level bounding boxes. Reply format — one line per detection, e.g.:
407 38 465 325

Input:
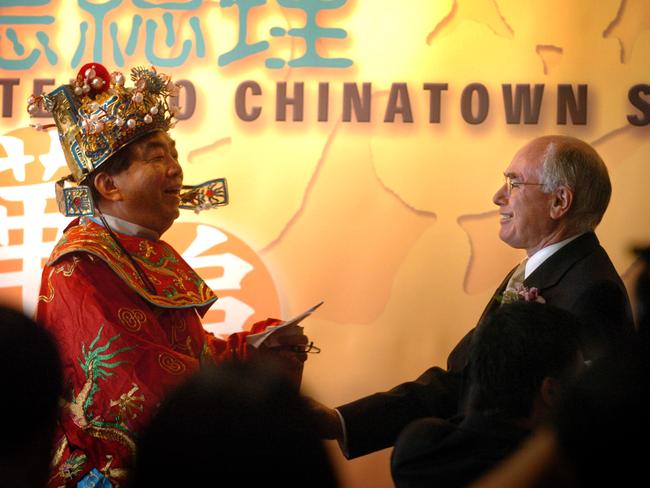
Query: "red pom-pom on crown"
76 63 111 96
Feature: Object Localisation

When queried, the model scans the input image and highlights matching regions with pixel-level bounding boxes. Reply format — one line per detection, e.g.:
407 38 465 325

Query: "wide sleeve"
201 317 282 362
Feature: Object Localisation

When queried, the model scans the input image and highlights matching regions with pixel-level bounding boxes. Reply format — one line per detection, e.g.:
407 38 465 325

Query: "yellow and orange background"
1 1 650 486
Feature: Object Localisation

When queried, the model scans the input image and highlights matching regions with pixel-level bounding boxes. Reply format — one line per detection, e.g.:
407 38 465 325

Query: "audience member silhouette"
392 302 583 488
471 245 650 488
0 306 62 488
634 246 650 350
129 360 339 488
553 245 650 487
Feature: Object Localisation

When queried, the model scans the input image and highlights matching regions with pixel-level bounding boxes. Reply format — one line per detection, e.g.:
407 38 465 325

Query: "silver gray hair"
538 137 611 232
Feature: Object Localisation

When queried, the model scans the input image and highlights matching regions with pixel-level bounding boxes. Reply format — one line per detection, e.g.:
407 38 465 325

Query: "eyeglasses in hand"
285 342 321 354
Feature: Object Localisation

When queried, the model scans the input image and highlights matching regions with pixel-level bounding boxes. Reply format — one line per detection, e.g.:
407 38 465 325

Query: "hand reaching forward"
254 323 311 390
302 396 344 442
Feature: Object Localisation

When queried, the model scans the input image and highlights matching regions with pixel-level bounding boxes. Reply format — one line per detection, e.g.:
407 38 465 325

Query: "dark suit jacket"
391 413 530 488
337 232 633 458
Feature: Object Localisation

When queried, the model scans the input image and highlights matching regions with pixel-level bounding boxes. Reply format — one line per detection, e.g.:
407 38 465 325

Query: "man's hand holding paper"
247 302 323 390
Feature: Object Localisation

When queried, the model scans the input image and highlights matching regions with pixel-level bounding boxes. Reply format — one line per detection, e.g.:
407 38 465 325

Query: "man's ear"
93 172 122 201
550 186 573 220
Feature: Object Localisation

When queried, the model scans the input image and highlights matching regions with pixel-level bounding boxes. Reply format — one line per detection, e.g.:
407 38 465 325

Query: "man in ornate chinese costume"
29 63 310 487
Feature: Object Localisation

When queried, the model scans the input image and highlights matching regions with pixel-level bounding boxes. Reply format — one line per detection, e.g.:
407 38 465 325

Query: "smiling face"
492 139 559 256
96 130 184 236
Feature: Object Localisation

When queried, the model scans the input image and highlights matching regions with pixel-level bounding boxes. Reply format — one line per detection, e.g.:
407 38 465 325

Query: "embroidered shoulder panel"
48 218 217 313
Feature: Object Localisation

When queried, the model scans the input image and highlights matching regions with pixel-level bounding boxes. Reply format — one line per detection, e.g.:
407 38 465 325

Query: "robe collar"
48 217 217 316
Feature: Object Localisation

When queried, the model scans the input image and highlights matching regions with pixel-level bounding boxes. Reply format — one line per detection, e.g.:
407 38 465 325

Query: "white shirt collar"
89 214 160 241
525 233 584 279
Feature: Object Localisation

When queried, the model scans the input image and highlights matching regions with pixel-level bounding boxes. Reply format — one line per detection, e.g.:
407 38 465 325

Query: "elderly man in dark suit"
309 135 634 459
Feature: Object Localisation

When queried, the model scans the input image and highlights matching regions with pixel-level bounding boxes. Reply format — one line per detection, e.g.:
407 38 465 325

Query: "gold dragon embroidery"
39 256 81 303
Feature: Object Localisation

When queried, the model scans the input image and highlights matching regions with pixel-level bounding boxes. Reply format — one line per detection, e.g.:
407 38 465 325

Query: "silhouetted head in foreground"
0 306 62 488
469 301 583 425
130 360 339 487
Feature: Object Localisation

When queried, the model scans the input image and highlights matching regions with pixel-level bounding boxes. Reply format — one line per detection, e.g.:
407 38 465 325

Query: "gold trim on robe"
48 218 217 316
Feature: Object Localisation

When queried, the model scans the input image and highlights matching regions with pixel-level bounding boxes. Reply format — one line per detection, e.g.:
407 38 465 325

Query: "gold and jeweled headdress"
29 62 178 185
27 63 229 217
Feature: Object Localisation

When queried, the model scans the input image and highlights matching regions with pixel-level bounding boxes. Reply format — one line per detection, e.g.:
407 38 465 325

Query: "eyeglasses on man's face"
503 175 544 195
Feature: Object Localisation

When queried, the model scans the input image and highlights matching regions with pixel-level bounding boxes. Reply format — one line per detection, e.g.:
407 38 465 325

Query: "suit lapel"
523 232 599 292
476 232 599 323
476 265 518 325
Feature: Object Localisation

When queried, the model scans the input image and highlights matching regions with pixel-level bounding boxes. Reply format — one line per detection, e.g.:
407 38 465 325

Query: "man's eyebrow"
504 171 520 178
143 141 167 152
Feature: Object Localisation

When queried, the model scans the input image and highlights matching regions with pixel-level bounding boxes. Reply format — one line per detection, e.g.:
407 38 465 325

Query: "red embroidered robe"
36 218 265 486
